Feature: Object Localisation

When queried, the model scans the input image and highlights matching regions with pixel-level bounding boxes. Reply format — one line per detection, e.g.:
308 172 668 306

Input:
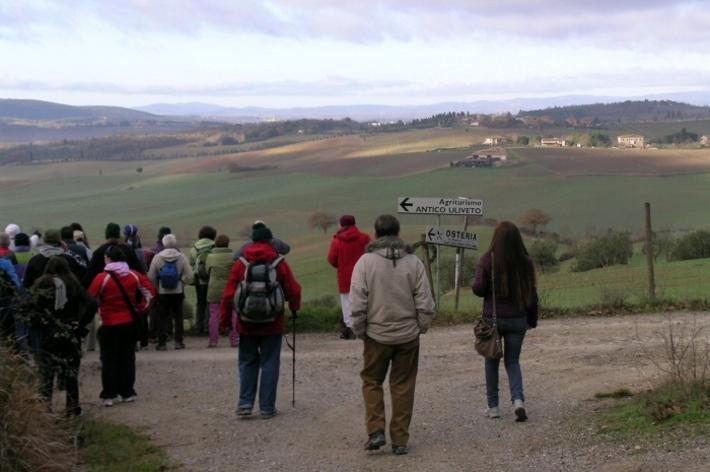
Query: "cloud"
2 0 710 45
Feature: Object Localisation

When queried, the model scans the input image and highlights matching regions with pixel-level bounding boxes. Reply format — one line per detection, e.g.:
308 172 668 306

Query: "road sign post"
397 196 483 311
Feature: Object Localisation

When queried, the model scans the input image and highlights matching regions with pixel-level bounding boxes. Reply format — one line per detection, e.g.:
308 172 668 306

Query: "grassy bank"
80 419 171 472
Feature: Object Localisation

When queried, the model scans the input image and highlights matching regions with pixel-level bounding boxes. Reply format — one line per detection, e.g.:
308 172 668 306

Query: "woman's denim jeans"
238 334 282 414
484 317 527 408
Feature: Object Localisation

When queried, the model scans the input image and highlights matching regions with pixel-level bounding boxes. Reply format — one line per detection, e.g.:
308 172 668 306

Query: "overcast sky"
2 0 710 108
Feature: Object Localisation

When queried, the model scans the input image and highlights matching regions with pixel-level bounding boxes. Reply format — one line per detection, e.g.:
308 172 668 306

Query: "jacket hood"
158 248 182 261
39 245 65 258
335 225 363 242
211 247 232 254
243 242 278 263
366 236 413 262
194 238 215 250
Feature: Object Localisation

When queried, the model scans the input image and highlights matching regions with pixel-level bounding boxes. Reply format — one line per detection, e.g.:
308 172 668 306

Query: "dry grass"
0 343 76 472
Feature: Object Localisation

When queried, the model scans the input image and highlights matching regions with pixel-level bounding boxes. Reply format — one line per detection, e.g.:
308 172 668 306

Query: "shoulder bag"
473 252 503 360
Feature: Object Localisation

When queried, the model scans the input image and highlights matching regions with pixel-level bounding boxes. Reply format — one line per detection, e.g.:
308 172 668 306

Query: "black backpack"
234 256 285 323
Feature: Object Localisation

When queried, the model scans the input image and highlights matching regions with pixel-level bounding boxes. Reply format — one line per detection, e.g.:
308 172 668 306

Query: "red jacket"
220 242 301 336
88 270 156 326
327 225 371 293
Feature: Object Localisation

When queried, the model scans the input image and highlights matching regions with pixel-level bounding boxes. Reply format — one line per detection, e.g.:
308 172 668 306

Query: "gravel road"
78 312 710 472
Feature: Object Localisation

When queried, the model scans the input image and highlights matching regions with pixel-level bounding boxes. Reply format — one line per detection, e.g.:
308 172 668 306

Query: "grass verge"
597 382 710 438
80 419 171 472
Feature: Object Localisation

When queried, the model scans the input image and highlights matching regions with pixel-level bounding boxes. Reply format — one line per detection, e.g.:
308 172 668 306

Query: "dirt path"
79 313 710 472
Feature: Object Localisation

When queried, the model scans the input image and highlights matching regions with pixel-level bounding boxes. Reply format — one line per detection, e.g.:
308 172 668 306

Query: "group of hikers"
0 214 538 455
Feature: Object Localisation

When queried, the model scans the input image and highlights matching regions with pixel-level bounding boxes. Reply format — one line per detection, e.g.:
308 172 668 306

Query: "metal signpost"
397 196 483 309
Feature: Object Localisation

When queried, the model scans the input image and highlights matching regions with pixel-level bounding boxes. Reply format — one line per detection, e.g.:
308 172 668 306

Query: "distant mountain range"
138 91 710 121
0 99 160 122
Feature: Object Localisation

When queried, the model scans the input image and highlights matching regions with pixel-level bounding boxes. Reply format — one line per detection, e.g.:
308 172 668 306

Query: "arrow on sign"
399 197 413 212
427 227 437 240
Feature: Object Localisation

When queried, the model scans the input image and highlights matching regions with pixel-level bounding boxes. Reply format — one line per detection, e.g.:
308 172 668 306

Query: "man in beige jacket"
350 214 435 455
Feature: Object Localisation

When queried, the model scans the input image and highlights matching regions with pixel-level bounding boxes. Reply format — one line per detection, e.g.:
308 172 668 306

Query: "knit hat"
4 224 20 238
105 222 121 239
124 224 139 237
14 233 30 247
340 215 356 227
43 229 61 246
252 224 273 242
157 226 172 240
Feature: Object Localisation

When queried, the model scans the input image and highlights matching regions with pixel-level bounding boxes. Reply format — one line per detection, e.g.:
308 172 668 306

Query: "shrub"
0 343 75 472
528 240 559 273
598 286 629 309
558 251 575 262
572 230 633 272
669 230 710 261
438 252 478 293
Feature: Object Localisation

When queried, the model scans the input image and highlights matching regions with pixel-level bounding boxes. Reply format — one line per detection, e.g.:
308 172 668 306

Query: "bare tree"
308 212 337 234
519 208 552 235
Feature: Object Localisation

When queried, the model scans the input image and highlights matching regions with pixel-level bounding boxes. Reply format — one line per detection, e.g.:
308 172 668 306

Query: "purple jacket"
472 252 538 328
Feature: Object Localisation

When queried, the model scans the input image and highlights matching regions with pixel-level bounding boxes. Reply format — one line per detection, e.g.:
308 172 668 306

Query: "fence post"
454 215 470 311
644 202 656 299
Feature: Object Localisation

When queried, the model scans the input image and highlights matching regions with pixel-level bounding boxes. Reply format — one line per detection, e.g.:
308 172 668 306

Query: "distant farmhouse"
617 134 645 148
540 137 567 147
450 149 507 168
701 135 709 146
483 136 503 145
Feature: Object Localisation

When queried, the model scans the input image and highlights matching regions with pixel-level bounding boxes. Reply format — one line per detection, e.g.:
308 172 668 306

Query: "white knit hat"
4 224 20 238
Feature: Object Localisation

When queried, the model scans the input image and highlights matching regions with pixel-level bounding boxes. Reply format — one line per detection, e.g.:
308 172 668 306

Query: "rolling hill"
0 99 160 122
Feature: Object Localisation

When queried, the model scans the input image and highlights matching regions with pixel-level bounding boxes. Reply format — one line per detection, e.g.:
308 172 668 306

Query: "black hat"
105 222 121 239
252 225 273 242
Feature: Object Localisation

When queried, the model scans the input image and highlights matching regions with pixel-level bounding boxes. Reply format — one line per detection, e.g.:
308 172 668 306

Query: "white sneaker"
486 407 500 418
513 399 527 422
103 399 114 407
121 396 136 403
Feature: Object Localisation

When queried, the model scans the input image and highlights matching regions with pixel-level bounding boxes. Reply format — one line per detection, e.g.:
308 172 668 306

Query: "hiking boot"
513 399 527 422
486 407 501 418
237 407 252 417
121 395 137 403
103 398 114 407
174 342 185 350
392 445 408 455
364 430 386 451
261 409 278 419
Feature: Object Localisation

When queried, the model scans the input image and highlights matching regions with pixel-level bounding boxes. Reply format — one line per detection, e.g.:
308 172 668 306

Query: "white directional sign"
425 226 479 250
397 197 484 216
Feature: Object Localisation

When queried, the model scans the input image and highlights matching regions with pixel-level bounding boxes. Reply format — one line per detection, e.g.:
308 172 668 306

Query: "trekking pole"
291 310 297 407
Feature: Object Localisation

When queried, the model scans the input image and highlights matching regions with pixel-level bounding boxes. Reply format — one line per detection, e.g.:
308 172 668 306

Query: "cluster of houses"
483 134 648 148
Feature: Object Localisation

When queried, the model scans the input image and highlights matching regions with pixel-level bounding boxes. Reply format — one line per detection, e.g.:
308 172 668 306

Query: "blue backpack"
159 260 180 290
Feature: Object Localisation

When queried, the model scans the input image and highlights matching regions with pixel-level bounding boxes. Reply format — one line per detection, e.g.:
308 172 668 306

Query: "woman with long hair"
31 256 96 416
472 221 538 422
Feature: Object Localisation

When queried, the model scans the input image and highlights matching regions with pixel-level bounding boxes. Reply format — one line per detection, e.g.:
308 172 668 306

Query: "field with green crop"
1 128 710 308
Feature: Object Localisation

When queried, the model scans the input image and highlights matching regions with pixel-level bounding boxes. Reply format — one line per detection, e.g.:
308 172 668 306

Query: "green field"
1 128 710 307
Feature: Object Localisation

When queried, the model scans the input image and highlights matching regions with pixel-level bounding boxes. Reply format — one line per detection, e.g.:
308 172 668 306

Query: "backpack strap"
238 256 251 281
271 256 284 268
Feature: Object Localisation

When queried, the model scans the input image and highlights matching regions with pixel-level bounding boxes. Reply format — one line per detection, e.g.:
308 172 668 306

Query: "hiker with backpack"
327 215 371 340
205 234 238 348
350 215 435 455
88 246 155 407
29 257 97 416
190 226 216 335
220 223 301 418
143 226 172 341
472 221 538 422
148 234 193 350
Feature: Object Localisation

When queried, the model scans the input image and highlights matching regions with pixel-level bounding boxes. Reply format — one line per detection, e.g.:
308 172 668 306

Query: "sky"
2 0 710 108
